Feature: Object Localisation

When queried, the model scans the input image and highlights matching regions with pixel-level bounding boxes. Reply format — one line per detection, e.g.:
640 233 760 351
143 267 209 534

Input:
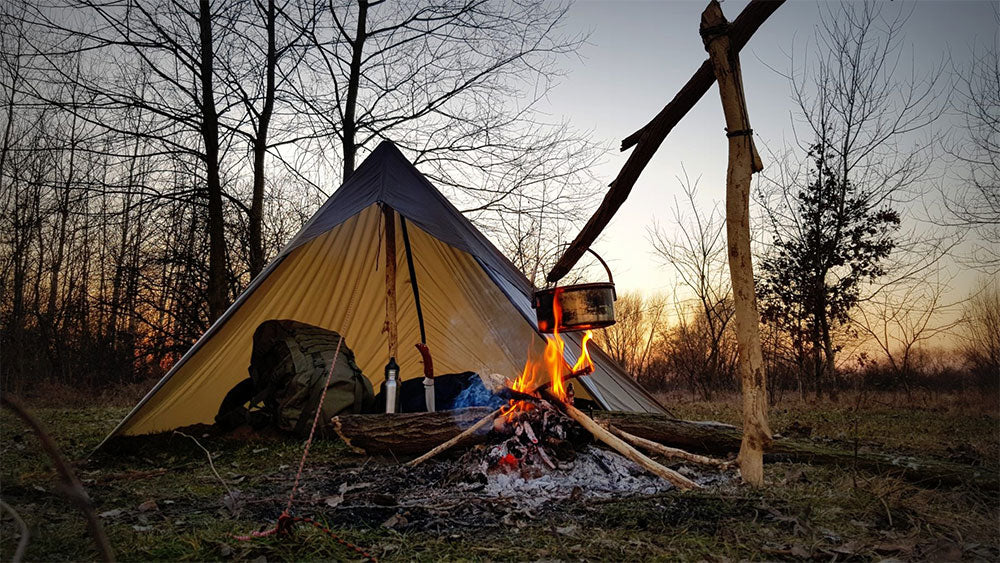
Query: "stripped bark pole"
383 205 398 359
700 0 772 486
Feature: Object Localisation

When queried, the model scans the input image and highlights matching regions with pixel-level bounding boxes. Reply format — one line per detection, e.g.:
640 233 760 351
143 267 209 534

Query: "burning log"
480 398 590 477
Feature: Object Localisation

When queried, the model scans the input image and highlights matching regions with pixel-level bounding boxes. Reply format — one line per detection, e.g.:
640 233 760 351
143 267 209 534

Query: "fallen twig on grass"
607 424 735 470
0 395 114 562
173 431 231 497
173 430 240 515
1 498 29 563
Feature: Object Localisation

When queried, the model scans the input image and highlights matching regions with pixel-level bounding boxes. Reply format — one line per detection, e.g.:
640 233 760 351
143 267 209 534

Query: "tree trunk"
701 0 772 486
341 0 369 182
249 0 277 279
820 311 838 400
198 0 229 322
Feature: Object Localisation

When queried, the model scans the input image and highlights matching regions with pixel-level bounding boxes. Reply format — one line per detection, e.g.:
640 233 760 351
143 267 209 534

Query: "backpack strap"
285 336 311 375
352 372 365 414
291 338 334 436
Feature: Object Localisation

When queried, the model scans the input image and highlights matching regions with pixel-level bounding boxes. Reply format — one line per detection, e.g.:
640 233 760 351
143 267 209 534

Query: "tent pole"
383 204 398 359
399 217 426 345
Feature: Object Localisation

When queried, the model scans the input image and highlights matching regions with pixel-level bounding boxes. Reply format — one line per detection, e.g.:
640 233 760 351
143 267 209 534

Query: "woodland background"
1 0 997 402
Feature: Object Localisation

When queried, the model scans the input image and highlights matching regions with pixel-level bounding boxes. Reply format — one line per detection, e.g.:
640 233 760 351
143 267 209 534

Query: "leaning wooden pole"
700 0 772 486
545 0 784 283
383 204 399 360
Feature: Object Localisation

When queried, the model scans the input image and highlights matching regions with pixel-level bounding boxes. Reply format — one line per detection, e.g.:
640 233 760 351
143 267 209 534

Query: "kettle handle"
586 248 616 300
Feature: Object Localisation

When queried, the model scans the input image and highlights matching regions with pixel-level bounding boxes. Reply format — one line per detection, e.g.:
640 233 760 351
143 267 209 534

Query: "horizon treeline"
0 0 603 394
2 1 997 399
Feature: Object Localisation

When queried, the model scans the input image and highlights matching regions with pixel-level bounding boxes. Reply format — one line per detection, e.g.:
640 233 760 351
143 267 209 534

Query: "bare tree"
852 276 963 394
29 0 240 321
649 170 735 397
960 277 1000 388
756 1 946 396
297 0 602 254
594 291 666 381
943 6 999 272
654 291 738 400
223 0 321 278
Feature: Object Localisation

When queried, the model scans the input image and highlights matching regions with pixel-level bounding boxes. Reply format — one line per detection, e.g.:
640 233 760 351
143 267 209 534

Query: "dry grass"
2 390 997 561
17 378 159 409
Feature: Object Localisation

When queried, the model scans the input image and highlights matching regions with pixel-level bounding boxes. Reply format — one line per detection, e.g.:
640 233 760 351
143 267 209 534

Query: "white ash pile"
477 445 677 508
447 399 735 507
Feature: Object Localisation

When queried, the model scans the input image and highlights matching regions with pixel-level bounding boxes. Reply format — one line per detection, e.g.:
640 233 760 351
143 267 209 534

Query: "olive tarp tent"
100 141 666 444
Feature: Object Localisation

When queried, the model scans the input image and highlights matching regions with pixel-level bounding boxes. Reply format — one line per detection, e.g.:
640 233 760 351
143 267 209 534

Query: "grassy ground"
2 392 997 561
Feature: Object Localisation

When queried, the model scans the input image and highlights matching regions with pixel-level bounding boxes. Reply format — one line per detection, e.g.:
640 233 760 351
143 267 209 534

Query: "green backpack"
245 319 374 436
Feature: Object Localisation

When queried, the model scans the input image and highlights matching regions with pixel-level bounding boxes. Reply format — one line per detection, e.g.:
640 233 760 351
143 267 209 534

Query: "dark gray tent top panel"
290 142 534 299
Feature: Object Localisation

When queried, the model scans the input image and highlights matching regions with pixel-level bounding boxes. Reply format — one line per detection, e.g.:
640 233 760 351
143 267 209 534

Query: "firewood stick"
406 407 503 467
529 366 593 395
540 389 700 490
607 424 734 470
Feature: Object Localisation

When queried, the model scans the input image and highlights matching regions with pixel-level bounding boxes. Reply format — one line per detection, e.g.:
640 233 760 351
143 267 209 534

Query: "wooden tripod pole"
701 0 772 486
383 205 398 359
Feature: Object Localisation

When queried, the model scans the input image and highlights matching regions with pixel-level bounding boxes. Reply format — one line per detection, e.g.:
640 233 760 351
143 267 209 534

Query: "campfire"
396 290 734 491
485 293 595 474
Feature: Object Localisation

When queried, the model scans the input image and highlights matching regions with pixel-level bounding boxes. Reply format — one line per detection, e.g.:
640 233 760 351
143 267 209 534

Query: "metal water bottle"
384 357 400 413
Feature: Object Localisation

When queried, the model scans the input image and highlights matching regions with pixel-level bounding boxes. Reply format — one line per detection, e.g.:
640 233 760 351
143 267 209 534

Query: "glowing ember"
502 288 595 420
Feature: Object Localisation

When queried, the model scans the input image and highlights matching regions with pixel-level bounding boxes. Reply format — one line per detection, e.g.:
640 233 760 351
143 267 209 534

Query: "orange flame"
572 330 595 374
502 289 596 420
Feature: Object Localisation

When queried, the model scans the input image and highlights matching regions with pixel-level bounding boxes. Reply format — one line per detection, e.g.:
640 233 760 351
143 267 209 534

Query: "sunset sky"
538 0 997 314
